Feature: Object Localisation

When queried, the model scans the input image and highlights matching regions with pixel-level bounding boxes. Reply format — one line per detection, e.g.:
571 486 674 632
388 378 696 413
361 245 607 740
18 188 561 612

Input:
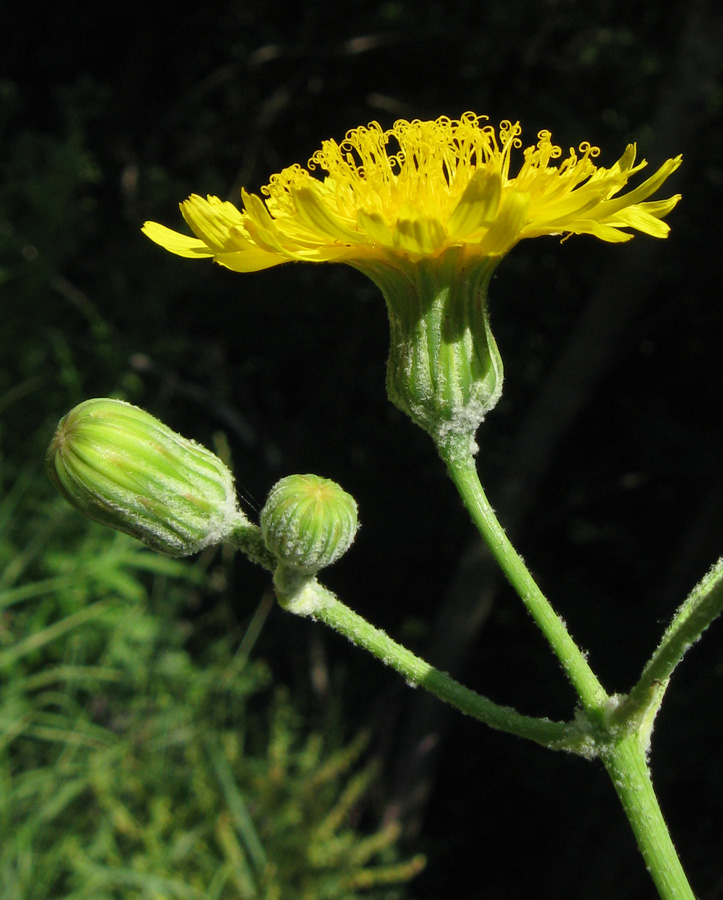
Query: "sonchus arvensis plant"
59 113 706 900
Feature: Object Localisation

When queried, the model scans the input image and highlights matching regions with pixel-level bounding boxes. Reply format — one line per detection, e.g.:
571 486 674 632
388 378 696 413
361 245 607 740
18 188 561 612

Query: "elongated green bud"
46 398 245 556
260 474 359 574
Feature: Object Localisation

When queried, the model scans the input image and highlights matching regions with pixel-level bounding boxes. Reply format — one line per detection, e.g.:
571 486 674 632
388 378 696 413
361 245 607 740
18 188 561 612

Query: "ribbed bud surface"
351 250 503 459
260 474 358 574
47 398 243 556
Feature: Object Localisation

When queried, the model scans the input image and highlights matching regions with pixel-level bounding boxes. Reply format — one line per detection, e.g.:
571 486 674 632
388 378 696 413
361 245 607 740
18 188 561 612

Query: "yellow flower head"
143 113 681 272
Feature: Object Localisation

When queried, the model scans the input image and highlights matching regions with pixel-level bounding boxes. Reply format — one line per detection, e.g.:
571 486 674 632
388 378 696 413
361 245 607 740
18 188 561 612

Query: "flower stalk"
437 441 609 712
273 575 591 754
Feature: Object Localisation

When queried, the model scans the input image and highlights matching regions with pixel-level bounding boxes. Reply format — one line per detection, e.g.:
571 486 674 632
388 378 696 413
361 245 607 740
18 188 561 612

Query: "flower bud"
46 398 244 556
260 474 358 574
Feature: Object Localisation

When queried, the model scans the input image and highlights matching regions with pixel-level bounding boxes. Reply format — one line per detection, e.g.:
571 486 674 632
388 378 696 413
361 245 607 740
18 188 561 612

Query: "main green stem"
602 735 696 900
437 441 696 899
438 444 608 712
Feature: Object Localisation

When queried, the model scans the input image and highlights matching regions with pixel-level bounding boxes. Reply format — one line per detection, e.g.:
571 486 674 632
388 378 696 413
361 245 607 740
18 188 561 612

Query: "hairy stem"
437 442 608 713
601 734 696 900
276 576 590 754
617 557 723 729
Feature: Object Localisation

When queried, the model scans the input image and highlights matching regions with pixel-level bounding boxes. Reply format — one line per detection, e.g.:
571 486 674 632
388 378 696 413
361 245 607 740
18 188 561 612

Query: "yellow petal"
141 221 214 259
478 191 529 255
356 209 394 247
596 155 682 218
214 248 291 272
447 170 502 240
566 220 635 242
292 187 362 243
180 195 242 251
393 217 447 256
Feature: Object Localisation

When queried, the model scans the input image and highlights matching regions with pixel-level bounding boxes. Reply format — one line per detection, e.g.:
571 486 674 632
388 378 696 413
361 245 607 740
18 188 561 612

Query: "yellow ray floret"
142 113 682 271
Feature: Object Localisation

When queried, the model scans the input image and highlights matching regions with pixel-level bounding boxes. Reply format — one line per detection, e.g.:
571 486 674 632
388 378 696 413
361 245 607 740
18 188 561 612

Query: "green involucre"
260 474 359 574
46 397 245 556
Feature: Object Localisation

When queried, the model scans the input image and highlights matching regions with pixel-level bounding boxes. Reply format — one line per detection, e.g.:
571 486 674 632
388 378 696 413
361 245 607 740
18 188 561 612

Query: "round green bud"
260 474 359 574
46 398 245 556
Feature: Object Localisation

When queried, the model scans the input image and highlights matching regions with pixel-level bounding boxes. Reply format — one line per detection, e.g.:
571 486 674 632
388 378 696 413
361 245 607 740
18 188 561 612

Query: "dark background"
2 0 723 896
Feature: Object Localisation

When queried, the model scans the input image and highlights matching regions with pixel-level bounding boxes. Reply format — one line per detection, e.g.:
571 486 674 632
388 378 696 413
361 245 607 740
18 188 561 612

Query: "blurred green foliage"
0 485 421 899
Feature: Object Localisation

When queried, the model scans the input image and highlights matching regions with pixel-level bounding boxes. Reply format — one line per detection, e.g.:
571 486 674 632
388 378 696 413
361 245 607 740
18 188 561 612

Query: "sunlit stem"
275 573 592 754
601 734 696 900
615 556 723 730
228 526 589 751
437 440 609 714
